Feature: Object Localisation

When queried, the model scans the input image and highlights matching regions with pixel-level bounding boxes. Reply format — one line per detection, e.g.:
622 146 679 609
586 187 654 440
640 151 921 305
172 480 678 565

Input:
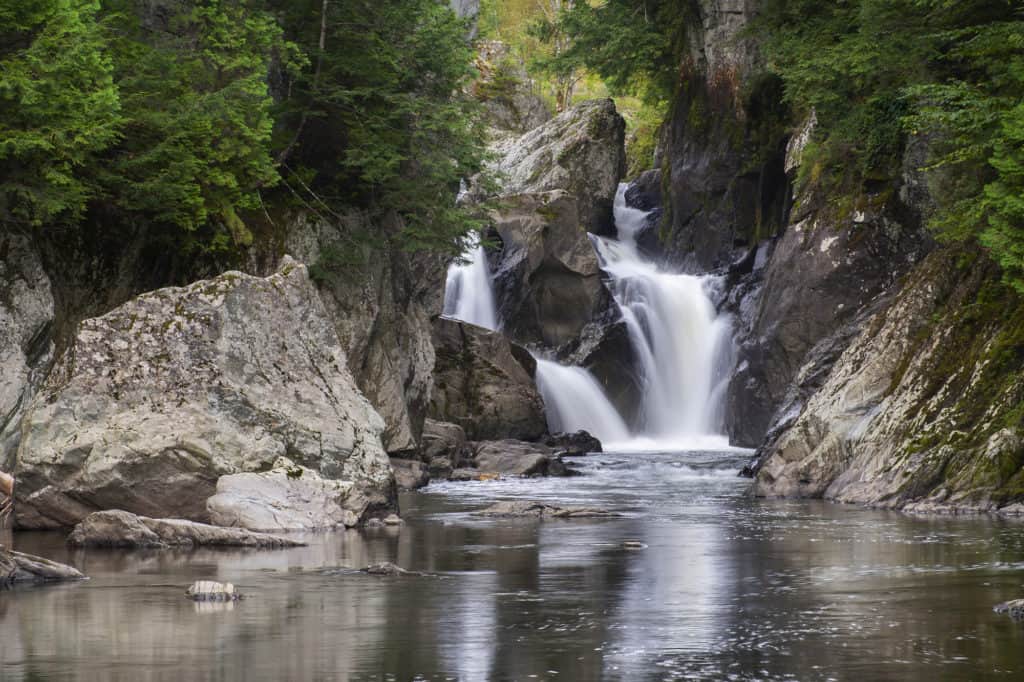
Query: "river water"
3 449 1023 681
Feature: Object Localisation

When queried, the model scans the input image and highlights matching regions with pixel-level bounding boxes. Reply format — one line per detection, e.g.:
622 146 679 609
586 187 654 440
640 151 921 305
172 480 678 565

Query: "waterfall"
589 185 735 444
533 358 631 446
442 234 499 330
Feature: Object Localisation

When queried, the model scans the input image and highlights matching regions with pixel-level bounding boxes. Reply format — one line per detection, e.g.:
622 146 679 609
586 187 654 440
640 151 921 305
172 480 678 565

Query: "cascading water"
441 182 737 451
587 185 735 448
442 233 499 331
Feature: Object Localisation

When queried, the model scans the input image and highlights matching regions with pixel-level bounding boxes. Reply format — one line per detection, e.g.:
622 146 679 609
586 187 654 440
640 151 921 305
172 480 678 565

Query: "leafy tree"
0 0 121 226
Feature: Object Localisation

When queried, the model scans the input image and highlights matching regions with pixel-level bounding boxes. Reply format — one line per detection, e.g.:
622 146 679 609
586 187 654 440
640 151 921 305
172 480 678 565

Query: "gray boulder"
14 258 393 529
207 458 372 531
67 510 304 548
543 431 602 456
470 440 567 477
421 419 470 464
0 547 85 584
429 317 547 441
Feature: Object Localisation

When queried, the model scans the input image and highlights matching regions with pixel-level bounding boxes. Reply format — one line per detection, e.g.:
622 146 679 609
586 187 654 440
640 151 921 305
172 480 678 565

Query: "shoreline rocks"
67 510 305 549
14 258 394 529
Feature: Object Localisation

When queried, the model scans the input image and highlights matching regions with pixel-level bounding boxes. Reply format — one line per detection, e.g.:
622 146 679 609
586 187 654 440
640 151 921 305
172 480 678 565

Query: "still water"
2 450 1023 681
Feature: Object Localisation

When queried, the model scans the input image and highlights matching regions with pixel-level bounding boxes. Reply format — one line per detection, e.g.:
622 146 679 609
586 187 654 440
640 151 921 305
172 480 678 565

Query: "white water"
533 358 631 445
442 234 499 330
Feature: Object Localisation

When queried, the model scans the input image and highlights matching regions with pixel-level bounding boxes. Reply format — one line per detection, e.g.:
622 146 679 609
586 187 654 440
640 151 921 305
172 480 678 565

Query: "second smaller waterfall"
442 235 499 330
534 358 631 446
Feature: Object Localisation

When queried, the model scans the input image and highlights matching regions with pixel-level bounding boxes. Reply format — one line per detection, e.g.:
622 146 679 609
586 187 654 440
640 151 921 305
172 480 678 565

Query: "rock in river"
474 501 618 518
67 510 304 549
1 547 85 585
14 258 394 529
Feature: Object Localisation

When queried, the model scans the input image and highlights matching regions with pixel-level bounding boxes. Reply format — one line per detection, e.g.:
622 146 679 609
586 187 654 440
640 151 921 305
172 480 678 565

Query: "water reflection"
1 451 1023 681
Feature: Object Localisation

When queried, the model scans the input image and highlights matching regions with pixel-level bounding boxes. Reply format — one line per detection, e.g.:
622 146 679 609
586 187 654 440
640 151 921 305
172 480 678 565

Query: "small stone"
361 562 415 576
186 581 242 602
382 514 403 526
994 599 1024 620
621 540 647 550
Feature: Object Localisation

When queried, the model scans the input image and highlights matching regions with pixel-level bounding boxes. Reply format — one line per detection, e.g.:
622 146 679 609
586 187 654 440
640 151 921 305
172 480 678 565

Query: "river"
3 449 1023 681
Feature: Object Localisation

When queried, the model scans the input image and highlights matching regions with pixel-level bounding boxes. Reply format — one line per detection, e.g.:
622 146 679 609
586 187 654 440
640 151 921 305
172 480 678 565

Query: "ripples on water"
2 450 1023 681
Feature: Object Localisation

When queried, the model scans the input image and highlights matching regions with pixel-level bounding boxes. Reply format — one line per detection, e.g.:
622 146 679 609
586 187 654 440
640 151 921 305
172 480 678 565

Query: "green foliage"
0 0 121 226
98 0 291 252
761 0 1024 289
271 0 488 257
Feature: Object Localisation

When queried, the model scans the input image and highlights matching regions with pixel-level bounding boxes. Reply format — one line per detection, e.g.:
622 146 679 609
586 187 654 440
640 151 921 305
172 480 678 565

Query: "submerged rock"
186 580 242 602
994 600 1024 621
14 258 393 529
67 510 304 549
474 501 618 518
0 547 85 585
361 562 417 577
429 317 547 441
207 459 369 532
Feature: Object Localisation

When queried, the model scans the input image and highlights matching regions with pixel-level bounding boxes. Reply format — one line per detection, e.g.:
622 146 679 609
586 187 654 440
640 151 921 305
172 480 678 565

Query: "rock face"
286 216 443 457
67 510 304 548
753 249 1024 512
0 548 85 584
485 99 626 349
429 317 547 441
474 41 551 137
0 232 55 473
14 258 394 529
207 458 373 531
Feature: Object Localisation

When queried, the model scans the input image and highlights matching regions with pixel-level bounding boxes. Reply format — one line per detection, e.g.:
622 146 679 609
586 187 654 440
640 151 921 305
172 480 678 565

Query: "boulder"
186 581 242 601
0 547 85 584
543 431 602 456
14 258 394 529
390 458 429 491
474 501 618 518
429 317 547 441
0 232 55 473
67 510 303 549
207 459 372 532
489 191 613 347
420 419 470 464
470 440 566 477
485 99 627 349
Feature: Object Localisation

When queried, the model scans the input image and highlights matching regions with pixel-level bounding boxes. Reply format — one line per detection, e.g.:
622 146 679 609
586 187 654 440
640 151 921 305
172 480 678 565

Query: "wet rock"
0 547 85 585
448 468 499 482
621 540 647 550
474 501 618 518
994 600 1024 620
421 419 471 468
390 458 429 491
429 317 547 441
362 562 417 576
381 514 403 526
207 458 369 532
14 258 394 529
186 580 242 602
428 456 455 481
543 431 603 457
471 440 565 477
67 510 305 549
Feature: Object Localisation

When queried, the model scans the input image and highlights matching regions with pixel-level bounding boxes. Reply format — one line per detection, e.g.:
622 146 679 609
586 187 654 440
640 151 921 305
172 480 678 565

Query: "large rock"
390 458 430 491
483 99 627 350
753 248 1024 513
67 510 304 548
14 258 394 529
207 459 374 531
489 191 613 347
0 232 55 472
0 547 85 584
429 317 547 441
474 501 617 518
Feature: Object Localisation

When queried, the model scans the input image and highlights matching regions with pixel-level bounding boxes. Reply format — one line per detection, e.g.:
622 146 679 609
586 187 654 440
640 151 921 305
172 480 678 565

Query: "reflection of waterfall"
590 185 735 440
534 358 630 445
442 234 499 330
